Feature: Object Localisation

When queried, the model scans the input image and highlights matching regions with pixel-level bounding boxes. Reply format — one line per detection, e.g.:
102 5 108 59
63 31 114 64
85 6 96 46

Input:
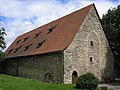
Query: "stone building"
3 4 114 84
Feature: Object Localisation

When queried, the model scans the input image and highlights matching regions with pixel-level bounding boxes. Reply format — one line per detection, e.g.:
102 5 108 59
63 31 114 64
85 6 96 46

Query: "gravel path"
99 83 120 90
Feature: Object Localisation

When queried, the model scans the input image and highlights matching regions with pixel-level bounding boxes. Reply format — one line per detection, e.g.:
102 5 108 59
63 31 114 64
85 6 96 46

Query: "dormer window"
8 49 13 54
47 26 56 34
24 44 32 51
37 43 42 48
36 39 47 48
14 46 21 53
35 32 41 38
14 48 18 53
16 39 21 44
23 37 29 42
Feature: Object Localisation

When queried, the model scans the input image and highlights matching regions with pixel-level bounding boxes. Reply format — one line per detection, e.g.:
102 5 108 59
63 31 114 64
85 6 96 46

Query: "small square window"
91 41 93 46
90 57 93 62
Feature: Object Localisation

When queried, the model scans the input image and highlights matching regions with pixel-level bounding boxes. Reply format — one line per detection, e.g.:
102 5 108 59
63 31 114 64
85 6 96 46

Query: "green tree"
101 5 120 77
0 28 6 49
0 27 7 61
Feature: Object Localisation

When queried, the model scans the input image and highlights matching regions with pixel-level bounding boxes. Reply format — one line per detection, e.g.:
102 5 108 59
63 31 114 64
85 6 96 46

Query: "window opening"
91 41 93 46
36 39 47 48
24 44 32 51
43 73 53 83
16 39 21 44
33 58 35 62
8 49 13 54
35 32 41 38
90 57 93 62
47 26 56 34
23 37 29 42
14 46 21 53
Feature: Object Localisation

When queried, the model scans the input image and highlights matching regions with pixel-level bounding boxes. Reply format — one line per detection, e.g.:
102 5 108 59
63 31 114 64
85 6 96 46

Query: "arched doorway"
43 73 53 83
72 71 78 84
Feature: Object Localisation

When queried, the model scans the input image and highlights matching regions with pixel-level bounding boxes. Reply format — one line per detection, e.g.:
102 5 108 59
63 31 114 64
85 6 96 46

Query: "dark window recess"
16 39 21 44
8 49 13 54
35 32 41 38
90 57 93 62
24 44 32 51
23 37 29 42
36 39 47 48
91 41 93 46
47 26 56 34
49 75 51 79
43 73 53 82
14 46 21 53
33 58 35 62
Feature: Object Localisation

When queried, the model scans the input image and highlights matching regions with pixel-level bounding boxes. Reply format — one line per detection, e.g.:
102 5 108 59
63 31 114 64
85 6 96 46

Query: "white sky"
0 0 120 49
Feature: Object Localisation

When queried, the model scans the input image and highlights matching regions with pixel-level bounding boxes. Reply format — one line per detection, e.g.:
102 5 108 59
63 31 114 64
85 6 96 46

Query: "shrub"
76 72 99 90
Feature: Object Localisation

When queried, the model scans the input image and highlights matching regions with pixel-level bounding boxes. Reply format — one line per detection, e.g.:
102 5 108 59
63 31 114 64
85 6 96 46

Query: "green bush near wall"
76 72 99 90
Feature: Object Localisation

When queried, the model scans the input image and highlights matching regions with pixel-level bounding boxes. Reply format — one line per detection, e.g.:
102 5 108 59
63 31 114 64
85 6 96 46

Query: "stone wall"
63 6 114 84
3 59 18 75
3 52 64 83
0 62 3 73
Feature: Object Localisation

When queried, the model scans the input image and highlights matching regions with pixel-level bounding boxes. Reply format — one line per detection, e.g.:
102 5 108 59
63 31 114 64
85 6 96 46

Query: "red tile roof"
5 4 93 58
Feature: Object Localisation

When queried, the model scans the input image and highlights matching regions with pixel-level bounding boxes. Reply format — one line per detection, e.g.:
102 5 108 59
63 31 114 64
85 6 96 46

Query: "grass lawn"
0 74 105 90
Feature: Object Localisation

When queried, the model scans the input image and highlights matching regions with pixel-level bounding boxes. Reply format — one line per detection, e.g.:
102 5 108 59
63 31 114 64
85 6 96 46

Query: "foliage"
0 50 5 61
0 28 6 50
0 28 6 62
101 5 120 77
76 72 99 90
